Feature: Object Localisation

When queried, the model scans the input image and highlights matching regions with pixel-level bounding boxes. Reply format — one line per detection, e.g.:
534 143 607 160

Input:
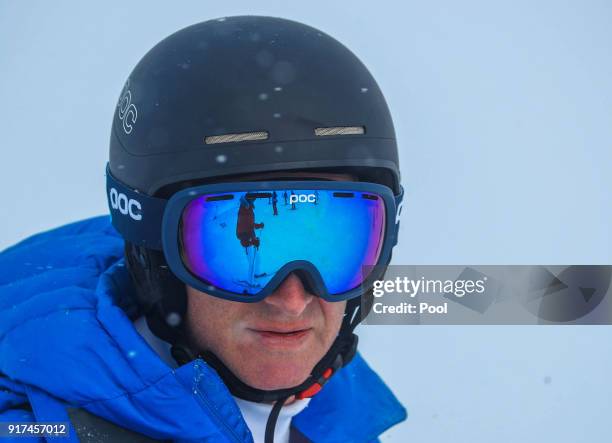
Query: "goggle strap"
106 164 166 250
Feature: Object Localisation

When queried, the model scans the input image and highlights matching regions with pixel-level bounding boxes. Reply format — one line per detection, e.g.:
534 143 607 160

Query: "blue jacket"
0 216 407 442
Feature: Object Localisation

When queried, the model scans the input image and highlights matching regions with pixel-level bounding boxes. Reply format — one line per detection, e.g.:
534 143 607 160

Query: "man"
0 16 406 442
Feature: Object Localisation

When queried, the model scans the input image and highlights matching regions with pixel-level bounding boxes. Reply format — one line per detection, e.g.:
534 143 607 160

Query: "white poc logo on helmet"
117 79 138 134
109 188 142 221
289 193 316 204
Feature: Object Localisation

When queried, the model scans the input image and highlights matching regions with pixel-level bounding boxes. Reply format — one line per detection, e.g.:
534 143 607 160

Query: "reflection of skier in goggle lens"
108 15 404 443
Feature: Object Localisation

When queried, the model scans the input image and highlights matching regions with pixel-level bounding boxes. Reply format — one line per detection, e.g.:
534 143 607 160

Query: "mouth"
247 327 313 348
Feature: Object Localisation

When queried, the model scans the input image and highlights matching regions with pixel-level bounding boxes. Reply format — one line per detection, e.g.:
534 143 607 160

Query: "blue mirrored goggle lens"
180 188 386 296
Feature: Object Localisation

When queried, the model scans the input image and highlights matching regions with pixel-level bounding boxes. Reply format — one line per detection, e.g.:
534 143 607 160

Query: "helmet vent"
314 126 365 136
204 131 269 144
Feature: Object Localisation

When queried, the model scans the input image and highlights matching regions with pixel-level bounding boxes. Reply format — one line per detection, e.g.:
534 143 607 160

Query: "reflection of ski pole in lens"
283 191 288 205
235 195 264 287
290 190 296 210
314 190 319 205
272 191 278 216
246 246 257 286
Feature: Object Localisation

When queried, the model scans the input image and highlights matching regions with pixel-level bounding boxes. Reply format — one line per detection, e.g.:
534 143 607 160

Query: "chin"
234 356 315 391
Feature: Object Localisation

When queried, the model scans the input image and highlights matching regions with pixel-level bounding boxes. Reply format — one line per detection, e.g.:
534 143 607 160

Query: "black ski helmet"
110 15 401 408
110 15 401 196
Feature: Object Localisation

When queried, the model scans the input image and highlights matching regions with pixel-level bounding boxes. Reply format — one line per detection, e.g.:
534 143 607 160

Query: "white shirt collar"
233 396 311 443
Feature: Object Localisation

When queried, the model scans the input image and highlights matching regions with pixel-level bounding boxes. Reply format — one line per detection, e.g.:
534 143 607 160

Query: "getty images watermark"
359 265 612 325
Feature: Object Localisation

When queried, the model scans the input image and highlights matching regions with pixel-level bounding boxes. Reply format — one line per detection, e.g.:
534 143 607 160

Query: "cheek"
314 299 347 342
185 288 245 352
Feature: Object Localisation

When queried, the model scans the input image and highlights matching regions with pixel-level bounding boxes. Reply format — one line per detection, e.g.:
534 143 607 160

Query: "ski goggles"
107 165 403 302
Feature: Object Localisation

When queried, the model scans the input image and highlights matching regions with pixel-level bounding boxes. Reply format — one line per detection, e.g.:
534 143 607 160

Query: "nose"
263 272 314 316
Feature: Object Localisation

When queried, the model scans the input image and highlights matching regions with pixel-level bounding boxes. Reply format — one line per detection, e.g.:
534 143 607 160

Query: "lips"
254 329 310 336
247 326 313 348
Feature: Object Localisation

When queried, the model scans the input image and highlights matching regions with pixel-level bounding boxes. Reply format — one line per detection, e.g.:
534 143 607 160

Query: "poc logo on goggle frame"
289 193 316 204
109 188 142 221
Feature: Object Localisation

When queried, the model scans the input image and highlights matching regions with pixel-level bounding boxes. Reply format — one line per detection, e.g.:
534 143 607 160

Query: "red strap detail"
296 367 335 399
296 383 322 399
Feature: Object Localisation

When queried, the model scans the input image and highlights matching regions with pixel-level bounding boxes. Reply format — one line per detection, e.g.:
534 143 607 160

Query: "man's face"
184 171 354 390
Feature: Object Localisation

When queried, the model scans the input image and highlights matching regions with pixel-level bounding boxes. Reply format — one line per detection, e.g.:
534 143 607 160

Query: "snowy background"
2 1 612 441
